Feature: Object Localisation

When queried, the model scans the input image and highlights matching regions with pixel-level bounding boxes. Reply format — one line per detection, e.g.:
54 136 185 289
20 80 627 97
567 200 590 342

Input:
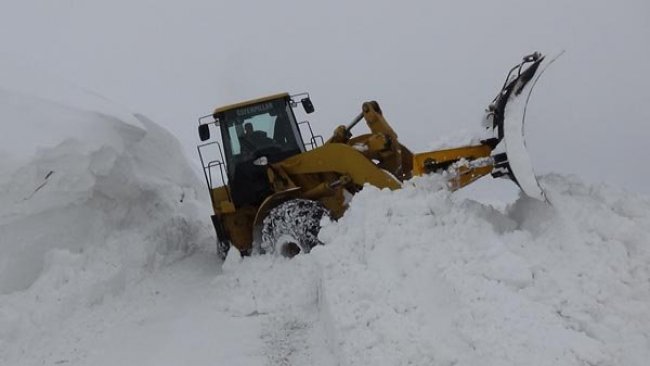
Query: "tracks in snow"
217 252 340 366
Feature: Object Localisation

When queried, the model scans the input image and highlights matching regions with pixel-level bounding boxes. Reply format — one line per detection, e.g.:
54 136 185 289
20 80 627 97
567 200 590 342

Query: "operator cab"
215 94 306 177
198 93 315 208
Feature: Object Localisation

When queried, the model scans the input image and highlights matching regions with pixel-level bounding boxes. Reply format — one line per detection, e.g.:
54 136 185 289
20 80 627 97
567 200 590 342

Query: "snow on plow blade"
484 51 563 201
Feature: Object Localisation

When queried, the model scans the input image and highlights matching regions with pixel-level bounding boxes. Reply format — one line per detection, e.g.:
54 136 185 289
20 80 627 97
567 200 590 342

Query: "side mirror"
198 124 210 141
301 98 315 114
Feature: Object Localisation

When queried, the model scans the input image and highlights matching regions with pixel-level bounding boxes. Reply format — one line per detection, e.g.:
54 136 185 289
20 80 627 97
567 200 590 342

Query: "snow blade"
483 51 564 201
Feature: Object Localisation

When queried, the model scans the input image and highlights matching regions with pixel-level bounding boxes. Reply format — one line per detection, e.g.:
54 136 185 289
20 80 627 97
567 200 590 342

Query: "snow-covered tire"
216 240 231 261
261 199 328 257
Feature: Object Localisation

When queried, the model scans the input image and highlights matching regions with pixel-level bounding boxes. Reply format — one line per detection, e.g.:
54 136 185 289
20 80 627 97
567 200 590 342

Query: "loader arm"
329 52 556 198
275 143 402 191
411 144 495 190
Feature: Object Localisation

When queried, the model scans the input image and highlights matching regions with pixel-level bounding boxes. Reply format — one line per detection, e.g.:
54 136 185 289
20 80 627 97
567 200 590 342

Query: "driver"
243 123 254 139
240 122 276 153
239 123 254 154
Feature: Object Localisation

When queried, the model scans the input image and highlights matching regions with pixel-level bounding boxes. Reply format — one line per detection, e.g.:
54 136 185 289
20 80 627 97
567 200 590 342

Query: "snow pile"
214 174 650 366
426 128 485 151
0 91 212 363
314 175 650 365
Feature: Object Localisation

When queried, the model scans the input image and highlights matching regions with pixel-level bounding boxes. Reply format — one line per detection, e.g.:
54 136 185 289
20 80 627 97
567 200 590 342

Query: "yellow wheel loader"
197 52 555 259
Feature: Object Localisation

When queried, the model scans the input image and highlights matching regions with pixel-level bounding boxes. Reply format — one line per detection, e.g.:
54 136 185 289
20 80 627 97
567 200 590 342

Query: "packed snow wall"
0 89 213 358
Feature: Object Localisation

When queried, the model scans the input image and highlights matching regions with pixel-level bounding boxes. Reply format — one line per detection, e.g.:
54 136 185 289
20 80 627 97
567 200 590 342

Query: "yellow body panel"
276 143 402 190
210 186 232 213
222 207 256 252
213 93 289 114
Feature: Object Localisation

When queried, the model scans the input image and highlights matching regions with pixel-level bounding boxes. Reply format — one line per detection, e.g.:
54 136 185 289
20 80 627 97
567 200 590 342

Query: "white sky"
1 0 649 194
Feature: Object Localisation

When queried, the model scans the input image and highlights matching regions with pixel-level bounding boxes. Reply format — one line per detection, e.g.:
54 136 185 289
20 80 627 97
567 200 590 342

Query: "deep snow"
0 90 215 364
1 90 649 366
313 176 650 365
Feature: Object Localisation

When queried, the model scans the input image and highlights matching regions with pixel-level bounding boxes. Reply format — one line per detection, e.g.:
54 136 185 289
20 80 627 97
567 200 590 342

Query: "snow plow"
197 52 554 259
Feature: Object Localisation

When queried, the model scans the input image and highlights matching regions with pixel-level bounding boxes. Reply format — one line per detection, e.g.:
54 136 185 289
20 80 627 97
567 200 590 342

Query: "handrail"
298 120 323 150
197 141 230 202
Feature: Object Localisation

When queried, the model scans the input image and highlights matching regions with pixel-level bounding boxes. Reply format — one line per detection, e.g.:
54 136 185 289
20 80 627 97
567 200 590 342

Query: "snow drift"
0 90 213 363
215 175 650 366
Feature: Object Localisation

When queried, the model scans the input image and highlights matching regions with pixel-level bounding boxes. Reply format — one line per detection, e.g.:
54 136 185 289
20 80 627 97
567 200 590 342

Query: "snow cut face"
0 114 203 294
0 91 213 364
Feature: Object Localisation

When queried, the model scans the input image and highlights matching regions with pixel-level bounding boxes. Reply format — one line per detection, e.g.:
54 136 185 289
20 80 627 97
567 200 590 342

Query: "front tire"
260 199 328 257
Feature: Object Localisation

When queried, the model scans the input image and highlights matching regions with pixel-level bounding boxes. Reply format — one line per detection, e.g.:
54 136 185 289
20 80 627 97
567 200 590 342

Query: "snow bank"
314 175 650 365
0 86 145 160
0 91 213 363
214 174 650 366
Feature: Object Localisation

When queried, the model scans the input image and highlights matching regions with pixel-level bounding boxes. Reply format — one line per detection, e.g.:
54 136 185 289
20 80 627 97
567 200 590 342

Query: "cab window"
218 98 304 177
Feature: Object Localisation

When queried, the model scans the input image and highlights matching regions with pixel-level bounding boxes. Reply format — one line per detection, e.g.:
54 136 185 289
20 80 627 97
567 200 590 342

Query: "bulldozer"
197 52 554 259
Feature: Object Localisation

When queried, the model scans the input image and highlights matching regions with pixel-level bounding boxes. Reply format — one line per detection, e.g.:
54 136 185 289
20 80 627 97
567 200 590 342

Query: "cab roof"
213 92 290 114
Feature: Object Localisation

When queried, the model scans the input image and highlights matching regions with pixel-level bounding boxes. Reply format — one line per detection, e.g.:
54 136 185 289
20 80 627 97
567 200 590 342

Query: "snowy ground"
1 90 649 365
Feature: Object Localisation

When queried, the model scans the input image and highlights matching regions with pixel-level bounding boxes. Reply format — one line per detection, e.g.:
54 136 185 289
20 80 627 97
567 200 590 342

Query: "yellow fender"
278 143 402 190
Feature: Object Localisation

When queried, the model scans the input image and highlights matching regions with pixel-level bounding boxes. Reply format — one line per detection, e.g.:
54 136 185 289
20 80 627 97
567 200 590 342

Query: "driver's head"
244 123 254 135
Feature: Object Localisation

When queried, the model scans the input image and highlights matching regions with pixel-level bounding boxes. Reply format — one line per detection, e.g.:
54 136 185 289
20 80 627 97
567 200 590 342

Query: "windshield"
217 98 304 177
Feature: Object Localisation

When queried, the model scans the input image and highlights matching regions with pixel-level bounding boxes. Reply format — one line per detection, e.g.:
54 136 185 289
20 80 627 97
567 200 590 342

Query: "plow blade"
412 52 561 200
483 51 563 201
